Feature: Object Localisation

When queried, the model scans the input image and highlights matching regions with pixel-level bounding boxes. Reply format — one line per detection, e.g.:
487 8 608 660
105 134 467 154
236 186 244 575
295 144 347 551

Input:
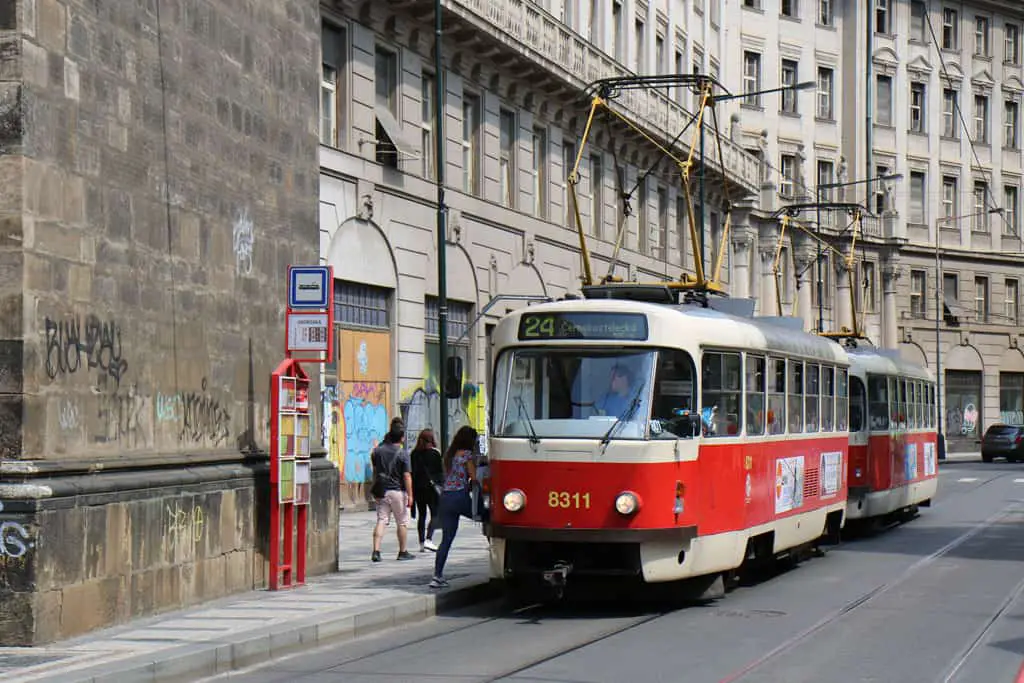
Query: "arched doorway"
998 348 1024 427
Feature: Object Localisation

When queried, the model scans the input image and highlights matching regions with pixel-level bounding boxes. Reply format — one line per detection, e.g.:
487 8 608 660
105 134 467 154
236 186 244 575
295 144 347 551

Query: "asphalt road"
208 462 1024 683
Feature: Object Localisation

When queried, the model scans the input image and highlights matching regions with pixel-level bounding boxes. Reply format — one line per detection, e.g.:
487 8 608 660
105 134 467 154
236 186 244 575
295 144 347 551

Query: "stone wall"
3 0 322 460
0 457 338 645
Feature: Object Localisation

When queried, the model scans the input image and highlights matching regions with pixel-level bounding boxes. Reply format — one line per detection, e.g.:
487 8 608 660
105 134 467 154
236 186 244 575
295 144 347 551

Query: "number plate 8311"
548 491 591 509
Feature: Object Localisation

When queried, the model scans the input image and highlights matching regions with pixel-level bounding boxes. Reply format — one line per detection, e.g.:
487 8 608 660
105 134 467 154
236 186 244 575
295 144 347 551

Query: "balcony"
376 0 761 195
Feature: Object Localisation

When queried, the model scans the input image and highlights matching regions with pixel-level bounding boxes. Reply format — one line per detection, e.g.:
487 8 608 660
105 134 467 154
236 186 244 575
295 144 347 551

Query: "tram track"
715 503 1022 683
938 571 1024 682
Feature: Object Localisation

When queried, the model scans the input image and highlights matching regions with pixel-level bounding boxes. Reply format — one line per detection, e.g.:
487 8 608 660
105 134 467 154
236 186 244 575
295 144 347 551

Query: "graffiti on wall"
401 344 487 451
322 331 391 502
0 500 33 559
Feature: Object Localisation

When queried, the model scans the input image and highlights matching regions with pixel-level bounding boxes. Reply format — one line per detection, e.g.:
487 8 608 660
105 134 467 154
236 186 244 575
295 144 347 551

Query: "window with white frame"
874 164 890 215
676 195 688 267
973 181 989 231
589 153 603 238
462 94 481 195
1008 24 1022 65
588 0 600 43
976 16 990 56
562 139 576 225
531 127 547 218
1006 100 1019 149
942 88 959 137
975 94 990 143
860 261 877 313
576 154 593 234
781 0 796 18
780 154 796 197
876 75 893 125
817 159 834 225
657 186 669 261
942 175 958 219
943 8 958 50
1004 185 1019 236
910 270 927 318
781 59 798 113
321 24 345 148
875 0 889 34
1006 279 1020 325
421 73 435 179
819 0 832 27
612 1 624 61
655 33 665 74
499 109 517 208
910 82 926 132
910 1 927 42
743 51 762 107
817 67 834 119
374 47 400 168
637 176 649 254
674 49 685 105
975 276 990 322
634 16 645 73
743 0 761 9
910 171 926 224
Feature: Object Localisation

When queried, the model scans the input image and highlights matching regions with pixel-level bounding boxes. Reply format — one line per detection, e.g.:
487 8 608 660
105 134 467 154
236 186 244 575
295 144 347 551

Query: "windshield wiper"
600 381 646 448
515 396 541 446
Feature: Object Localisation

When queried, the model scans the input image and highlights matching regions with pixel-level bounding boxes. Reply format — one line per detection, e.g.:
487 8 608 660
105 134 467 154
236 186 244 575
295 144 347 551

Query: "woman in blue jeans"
429 425 478 588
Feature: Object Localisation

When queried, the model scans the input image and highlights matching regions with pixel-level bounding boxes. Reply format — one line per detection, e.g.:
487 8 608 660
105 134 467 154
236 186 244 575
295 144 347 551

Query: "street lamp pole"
434 0 450 450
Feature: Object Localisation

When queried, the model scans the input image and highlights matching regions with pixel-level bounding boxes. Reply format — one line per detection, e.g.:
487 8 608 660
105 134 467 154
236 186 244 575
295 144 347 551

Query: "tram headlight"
614 491 640 516
503 489 526 512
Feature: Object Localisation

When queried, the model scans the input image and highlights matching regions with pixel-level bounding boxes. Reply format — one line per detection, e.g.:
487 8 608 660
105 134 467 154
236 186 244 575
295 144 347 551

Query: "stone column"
759 246 778 316
730 231 754 299
795 251 814 329
835 254 854 333
881 263 902 349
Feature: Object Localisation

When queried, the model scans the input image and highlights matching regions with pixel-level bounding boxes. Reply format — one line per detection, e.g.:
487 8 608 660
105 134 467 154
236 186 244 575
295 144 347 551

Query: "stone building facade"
0 0 336 645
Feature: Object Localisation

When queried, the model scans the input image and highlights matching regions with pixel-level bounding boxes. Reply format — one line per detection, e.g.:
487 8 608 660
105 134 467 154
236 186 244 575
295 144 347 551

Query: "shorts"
376 490 410 527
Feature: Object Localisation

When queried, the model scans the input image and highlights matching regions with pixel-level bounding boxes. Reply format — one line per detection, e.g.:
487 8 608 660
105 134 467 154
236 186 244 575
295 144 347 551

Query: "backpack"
370 448 399 499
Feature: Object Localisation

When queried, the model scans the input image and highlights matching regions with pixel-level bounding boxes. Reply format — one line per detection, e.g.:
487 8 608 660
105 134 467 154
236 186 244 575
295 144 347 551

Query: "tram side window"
836 368 849 431
788 360 804 433
928 384 936 428
702 351 742 437
917 382 925 430
650 349 699 439
767 358 786 435
821 366 835 431
746 355 766 436
848 375 865 432
867 374 889 431
898 379 908 430
805 363 820 432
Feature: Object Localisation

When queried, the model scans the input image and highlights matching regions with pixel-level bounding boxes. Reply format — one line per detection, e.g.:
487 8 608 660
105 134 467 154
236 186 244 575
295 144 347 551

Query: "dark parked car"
981 424 1024 463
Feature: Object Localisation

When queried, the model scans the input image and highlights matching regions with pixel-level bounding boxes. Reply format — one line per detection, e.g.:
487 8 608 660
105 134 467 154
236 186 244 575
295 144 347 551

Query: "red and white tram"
484 290 852 594
843 345 939 525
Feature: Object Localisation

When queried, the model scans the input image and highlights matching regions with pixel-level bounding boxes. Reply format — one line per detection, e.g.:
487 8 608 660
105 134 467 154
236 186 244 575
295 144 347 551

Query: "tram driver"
595 363 635 418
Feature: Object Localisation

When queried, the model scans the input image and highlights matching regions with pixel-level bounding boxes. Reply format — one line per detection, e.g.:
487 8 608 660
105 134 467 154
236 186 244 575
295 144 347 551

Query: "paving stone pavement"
1 509 496 683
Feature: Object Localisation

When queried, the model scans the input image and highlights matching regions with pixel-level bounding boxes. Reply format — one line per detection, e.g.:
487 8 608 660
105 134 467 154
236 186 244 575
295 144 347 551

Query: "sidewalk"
940 451 981 463
0 509 497 683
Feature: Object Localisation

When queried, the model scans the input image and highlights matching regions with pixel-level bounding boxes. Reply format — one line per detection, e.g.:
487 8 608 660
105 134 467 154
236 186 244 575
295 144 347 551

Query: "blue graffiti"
342 397 387 484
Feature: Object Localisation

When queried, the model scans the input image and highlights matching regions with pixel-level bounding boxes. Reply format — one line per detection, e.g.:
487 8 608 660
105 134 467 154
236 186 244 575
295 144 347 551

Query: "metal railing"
446 0 761 193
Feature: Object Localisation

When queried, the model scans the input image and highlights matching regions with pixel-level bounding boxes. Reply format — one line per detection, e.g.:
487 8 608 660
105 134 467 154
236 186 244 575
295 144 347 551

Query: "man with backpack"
370 419 415 562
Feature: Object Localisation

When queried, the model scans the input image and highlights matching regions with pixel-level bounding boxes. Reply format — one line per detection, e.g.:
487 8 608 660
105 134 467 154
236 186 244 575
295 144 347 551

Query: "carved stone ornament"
359 193 374 221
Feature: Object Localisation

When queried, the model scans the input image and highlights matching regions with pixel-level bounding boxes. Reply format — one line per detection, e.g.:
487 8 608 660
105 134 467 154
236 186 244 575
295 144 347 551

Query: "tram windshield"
493 348 660 440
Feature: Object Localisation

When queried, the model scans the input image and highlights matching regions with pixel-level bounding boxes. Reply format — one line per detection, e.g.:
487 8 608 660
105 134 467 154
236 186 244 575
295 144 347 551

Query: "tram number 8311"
548 491 592 509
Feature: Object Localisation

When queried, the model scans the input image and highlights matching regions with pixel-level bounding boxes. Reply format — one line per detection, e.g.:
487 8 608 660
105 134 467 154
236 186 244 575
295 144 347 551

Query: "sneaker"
423 539 438 552
371 550 382 562
429 576 449 589
396 550 415 561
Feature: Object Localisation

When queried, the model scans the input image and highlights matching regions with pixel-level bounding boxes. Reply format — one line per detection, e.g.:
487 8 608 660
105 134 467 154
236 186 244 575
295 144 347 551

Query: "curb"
24 579 503 683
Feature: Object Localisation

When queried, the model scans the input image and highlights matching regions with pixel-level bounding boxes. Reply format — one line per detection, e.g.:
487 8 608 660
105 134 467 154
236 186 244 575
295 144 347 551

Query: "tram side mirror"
444 356 463 399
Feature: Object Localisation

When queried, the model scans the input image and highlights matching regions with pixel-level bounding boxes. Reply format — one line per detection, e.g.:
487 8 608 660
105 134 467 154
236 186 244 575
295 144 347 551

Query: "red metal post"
297 504 308 584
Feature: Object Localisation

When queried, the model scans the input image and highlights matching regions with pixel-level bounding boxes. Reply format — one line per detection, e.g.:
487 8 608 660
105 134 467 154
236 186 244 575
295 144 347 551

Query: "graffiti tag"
166 503 204 546
178 378 231 446
0 500 33 559
93 383 150 447
44 314 128 387
232 208 254 276
58 399 79 431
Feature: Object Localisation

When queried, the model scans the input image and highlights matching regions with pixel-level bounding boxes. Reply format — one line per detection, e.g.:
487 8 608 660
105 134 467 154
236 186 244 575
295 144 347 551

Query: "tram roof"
498 298 848 365
844 345 935 382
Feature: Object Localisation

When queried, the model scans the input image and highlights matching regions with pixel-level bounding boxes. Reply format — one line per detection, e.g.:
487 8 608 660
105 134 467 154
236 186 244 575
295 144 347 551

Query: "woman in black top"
410 428 444 552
